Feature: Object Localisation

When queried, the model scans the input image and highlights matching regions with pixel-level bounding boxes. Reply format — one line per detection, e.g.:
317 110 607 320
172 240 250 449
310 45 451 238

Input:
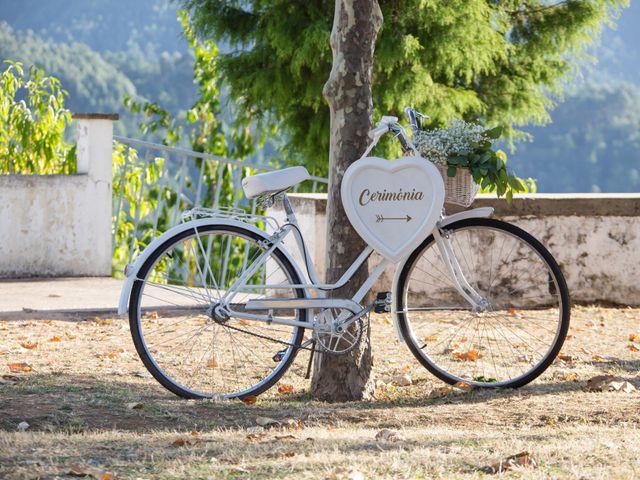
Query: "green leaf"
485 126 503 139
447 166 457 177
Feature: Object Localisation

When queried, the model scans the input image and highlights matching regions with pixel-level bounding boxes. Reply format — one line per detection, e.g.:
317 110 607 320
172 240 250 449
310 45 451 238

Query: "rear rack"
181 206 280 231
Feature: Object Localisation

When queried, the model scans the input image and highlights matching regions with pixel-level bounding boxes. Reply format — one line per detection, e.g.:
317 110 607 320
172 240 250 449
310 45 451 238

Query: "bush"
0 60 75 174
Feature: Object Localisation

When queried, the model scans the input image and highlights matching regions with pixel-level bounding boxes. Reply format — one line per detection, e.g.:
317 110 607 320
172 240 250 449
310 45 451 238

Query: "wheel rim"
132 227 304 398
400 223 567 387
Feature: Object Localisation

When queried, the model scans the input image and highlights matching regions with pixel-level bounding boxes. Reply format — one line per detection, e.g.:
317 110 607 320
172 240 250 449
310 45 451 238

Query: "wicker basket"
435 164 479 207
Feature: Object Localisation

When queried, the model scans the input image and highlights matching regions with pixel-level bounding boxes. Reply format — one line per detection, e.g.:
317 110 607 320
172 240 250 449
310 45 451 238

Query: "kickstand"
305 340 316 380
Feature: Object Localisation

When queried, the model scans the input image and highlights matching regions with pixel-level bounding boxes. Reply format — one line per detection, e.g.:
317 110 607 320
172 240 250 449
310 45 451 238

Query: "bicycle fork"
432 227 485 311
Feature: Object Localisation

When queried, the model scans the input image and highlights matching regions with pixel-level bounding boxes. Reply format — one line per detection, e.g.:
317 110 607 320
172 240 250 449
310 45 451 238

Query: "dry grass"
1 306 640 479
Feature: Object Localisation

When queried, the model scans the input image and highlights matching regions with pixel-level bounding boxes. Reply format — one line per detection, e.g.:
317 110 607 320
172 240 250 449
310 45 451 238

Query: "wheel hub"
207 303 230 324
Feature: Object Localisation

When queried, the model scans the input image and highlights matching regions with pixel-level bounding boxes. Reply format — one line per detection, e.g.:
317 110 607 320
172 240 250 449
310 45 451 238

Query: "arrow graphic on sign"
376 214 413 223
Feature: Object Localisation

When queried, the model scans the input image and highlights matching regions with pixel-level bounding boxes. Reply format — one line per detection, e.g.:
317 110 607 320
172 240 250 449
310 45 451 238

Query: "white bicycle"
118 108 570 399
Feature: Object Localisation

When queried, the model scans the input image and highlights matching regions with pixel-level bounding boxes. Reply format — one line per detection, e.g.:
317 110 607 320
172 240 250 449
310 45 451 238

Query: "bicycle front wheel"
395 218 570 388
129 223 307 399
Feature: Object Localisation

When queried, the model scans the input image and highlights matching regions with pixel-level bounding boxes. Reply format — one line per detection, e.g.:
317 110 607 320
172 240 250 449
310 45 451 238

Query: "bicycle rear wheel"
128 223 307 399
395 218 570 388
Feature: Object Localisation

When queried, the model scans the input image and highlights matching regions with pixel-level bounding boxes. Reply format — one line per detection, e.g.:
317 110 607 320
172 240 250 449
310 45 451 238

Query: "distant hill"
0 0 188 58
0 0 196 137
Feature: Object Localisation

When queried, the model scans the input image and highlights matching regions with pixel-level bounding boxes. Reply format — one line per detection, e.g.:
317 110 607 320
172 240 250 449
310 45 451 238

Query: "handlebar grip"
369 124 389 139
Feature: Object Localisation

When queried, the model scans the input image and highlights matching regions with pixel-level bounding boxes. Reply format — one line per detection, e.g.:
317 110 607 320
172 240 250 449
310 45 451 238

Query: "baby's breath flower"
414 119 488 164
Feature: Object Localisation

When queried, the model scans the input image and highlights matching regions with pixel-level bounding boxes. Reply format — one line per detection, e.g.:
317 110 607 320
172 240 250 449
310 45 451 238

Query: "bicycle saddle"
242 166 310 198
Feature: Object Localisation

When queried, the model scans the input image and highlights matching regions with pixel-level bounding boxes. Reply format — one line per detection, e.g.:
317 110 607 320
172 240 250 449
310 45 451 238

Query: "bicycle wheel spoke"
130 225 307 399
397 219 569 388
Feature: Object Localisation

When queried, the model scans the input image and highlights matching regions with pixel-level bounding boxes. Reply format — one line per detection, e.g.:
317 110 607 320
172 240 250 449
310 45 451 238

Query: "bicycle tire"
395 218 570 388
128 223 307 399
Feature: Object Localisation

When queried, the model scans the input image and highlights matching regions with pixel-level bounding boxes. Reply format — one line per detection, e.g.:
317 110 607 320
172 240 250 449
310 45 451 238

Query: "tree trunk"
311 0 383 402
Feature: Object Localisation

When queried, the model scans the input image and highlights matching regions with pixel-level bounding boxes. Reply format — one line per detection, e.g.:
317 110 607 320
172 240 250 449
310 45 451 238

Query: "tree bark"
311 0 383 402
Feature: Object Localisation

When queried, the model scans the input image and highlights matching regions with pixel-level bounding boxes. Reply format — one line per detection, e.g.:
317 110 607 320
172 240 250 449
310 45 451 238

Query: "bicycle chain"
215 321 317 352
216 317 368 355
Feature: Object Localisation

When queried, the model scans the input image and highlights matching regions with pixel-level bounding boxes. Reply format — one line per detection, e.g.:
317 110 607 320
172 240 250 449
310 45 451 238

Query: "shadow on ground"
3 369 636 434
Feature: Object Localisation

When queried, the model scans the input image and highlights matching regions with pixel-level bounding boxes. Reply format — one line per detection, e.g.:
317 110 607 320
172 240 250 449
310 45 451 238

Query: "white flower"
414 119 488 165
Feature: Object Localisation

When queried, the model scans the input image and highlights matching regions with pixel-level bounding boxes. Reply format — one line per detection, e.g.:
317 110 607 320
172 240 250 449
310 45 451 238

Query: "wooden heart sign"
341 156 445 263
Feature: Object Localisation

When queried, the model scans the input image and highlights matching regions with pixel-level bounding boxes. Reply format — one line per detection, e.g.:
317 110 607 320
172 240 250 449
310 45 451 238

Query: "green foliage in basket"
415 121 535 202
447 126 532 202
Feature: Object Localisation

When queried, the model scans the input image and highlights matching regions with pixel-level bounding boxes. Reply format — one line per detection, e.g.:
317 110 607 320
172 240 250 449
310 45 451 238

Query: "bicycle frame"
118 110 494 331
223 194 392 329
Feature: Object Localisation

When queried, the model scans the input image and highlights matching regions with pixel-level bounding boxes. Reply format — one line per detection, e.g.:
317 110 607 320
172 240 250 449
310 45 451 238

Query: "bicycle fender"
439 207 493 227
117 218 309 315
390 206 493 342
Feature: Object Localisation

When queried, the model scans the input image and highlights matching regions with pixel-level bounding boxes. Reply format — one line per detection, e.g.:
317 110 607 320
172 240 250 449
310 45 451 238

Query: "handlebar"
365 107 428 156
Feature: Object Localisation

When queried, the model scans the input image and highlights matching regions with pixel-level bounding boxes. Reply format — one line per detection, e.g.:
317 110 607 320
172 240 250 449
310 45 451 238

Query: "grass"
1 307 639 479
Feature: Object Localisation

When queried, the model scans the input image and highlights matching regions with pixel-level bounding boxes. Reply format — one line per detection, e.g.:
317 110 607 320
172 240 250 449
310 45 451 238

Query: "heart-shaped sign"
341 156 445 263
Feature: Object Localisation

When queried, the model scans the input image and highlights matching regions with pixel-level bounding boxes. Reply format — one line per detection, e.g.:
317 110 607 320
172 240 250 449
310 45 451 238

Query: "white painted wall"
0 116 115 277
269 194 640 306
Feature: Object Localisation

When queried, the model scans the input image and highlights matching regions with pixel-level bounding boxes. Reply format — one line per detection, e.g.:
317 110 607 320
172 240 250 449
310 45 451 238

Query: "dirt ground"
1 306 639 479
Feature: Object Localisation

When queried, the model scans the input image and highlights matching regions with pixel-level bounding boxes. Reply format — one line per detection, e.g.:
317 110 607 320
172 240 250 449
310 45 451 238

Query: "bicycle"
118 108 570 399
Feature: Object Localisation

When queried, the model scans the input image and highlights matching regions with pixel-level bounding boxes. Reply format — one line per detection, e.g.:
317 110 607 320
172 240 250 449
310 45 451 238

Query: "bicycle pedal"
373 292 392 314
272 348 287 363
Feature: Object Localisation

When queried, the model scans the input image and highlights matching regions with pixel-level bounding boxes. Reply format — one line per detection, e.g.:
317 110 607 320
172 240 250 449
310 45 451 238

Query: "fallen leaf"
19 341 37 350
556 354 573 363
274 434 298 440
256 416 280 428
628 344 639 352
453 381 474 391
126 402 144 410
7 362 32 373
49 335 63 342
424 335 438 342
242 395 257 405
483 451 538 473
238 319 251 326
247 431 267 441
629 334 640 342
375 429 404 442
207 354 220 368
277 383 294 394
591 354 606 361
17 421 29 431
454 350 480 362
104 348 124 359
507 308 519 315
428 386 453 398
391 373 412 386
172 436 200 447
585 375 637 393
144 311 159 320
561 372 578 381
281 418 302 430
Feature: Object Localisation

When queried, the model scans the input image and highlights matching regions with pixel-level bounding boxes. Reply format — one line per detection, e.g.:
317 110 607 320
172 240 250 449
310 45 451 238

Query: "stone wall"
0 114 117 277
269 193 640 306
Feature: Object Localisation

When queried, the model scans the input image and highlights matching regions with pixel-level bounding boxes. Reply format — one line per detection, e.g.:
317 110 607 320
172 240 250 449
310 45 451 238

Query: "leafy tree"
180 0 628 178
0 61 75 174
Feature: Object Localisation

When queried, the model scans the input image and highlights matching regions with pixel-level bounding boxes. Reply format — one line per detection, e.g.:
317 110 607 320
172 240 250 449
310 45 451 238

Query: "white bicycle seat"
242 166 311 199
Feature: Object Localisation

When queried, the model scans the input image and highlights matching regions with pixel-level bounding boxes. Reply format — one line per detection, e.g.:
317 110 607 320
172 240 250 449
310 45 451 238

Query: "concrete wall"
0 114 117 277
269 193 640 306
